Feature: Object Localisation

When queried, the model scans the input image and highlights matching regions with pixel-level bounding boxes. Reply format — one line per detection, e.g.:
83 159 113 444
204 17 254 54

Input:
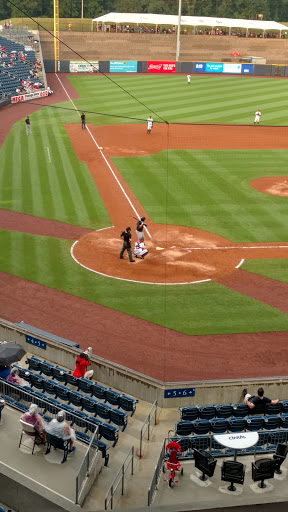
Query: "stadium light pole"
176 0 182 61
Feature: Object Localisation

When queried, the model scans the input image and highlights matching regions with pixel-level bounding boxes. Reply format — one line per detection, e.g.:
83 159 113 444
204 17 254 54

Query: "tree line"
1 0 288 22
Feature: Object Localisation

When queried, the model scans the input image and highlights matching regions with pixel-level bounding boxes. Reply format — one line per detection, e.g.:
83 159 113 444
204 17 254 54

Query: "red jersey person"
73 351 94 380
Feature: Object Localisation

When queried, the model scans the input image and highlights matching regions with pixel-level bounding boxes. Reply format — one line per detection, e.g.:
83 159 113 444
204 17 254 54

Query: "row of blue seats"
3 389 119 448
170 429 288 459
25 356 138 415
180 402 286 421
176 415 288 436
7 371 129 432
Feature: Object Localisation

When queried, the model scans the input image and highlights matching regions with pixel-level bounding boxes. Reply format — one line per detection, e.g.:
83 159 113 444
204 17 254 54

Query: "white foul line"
184 245 288 250
55 73 152 239
46 146 51 163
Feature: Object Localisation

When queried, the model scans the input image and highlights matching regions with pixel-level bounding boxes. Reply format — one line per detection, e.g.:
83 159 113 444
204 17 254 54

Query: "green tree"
10 0 39 17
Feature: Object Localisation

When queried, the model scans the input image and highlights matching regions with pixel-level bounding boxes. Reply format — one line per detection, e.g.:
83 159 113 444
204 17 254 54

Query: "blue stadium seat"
269 430 288 450
86 416 102 433
280 414 288 428
77 378 92 394
255 431 270 454
65 373 79 387
228 418 247 433
105 389 121 407
263 415 281 430
179 406 198 421
81 396 98 415
109 409 128 432
232 403 249 418
61 404 77 422
198 405 216 420
97 403 113 421
266 402 283 415
193 419 211 435
281 401 288 413
30 374 45 391
39 360 54 377
51 366 67 383
118 395 138 416
42 379 56 396
175 421 194 436
15 402 29 413
246 415 264 431
190 435 210 452
54 384 70 402
73 410 89 430
26 356 41 372
168 437 192 457
91 382 107 400
211 437 226 456
4 395 15 405
99 423 119 447
68 390 83 408
215 404 233 419
210 418 228 434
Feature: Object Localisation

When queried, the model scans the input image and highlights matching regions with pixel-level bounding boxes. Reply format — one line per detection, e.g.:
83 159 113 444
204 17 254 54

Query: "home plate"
156 246 164 251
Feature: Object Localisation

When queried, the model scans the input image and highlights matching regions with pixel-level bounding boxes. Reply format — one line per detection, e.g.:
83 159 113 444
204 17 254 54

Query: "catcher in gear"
134 240 149 259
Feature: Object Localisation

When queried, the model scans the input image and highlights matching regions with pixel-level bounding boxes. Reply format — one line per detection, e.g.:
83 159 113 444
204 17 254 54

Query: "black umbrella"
0 343 26 365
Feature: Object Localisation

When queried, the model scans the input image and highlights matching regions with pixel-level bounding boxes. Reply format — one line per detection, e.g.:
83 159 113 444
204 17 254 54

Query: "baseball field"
1 72 288 381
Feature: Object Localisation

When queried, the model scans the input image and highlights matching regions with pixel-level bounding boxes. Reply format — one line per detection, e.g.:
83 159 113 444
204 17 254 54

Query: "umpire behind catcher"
136 216 147 241
120 227 135 262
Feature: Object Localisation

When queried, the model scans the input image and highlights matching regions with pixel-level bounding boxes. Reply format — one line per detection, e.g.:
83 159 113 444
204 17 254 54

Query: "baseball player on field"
147 116 153 134
134 240 149 259
136 216 147 241
254 110 261 125
187 74 191 84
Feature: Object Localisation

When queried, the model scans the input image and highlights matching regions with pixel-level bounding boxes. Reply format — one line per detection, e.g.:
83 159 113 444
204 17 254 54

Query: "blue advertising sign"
26 335 46 350
206 63 223 73
195 62 205 72
109 60 137 73
164 388 195 399
241 64 253 74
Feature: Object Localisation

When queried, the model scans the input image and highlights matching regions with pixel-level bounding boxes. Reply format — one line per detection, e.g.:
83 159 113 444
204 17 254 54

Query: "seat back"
97 403 112 420
105 389 121 406
91 382 107 400
215 404 233 419
263 415 281 430
81 396 98 414
232 403 249 418
118 395 138 416
193 419 211 435
54 384 70 402
45 431 68 450
246 415 264 431
109 409 128 431
175 421 194 436
20 419 36 435
180 406 198 421
228 417 247 433
193 448 216 478
266 402 283 415
210 418 228 434
42 379 56 395
51 366 67 383
99 423 119 447
27 356 41 372
30 374 45 390
252 458 276 482
39 361 54 377
68 390 83 408
198 405 216 420
221 460 245 485
77 377 92 394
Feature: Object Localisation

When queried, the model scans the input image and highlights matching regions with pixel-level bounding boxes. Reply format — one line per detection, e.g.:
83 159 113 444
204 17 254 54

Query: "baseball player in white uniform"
134 240 148 259
187 74 191 84
147 116 153 134
254 110 261 125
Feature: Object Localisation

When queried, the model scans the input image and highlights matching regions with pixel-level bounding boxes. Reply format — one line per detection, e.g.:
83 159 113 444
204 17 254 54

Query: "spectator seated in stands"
45 410 76 453
73 348 94 380
20 404 46 444
244 387 279 414
0 395 5 423
7 367 30 387
0 364 11 380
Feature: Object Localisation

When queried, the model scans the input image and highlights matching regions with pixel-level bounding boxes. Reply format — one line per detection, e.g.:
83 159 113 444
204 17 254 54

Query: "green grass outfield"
1 74 288 335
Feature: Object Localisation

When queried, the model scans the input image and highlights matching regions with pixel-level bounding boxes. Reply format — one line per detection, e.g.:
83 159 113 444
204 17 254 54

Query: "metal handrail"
105 446 134 510
139 399 157 458
147 439 165 507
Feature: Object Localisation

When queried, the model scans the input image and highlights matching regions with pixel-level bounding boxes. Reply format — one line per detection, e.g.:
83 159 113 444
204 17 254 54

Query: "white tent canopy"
92 12 287 33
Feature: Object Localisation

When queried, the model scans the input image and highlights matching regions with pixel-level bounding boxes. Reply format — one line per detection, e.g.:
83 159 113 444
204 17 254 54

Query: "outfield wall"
43 58 286 77
1 318 288 408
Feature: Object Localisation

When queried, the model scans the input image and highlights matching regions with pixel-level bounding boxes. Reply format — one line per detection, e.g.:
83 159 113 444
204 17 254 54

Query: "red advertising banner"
147 61 176 73
11 90 48 103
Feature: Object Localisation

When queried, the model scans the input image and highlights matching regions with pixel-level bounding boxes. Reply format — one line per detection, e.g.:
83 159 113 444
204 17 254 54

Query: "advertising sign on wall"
148 61 176 73
11 90 48 103
70 61 99 72
109 60 137 72
205 63 223 73
241 64 253 74
195 62 253 74
223 63 241 74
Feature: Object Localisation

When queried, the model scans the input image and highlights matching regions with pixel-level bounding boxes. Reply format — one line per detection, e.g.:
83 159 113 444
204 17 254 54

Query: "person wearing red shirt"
73 352 94 380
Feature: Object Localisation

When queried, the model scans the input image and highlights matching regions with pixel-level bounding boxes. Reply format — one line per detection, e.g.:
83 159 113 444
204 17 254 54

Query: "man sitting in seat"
45 410 76 453
244 387 279 413
21 403 46 444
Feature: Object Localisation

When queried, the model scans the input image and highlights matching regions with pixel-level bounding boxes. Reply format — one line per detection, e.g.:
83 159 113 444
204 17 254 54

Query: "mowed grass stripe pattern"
0 108 111 229
113 149 288 242
68 74 288 126
1 230 288 335
243 259 288 284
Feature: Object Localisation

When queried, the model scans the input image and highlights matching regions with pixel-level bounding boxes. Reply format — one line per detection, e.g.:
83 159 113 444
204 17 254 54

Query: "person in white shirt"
147 115 153 134
134 240 148 259
254 110 261 125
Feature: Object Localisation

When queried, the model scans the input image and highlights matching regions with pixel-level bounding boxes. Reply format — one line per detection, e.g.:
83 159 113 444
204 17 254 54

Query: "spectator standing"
25 116 32 135
244 387 279 413
73 351 94 379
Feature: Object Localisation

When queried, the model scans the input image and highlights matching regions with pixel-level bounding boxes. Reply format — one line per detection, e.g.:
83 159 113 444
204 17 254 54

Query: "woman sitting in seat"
21 403 46 444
